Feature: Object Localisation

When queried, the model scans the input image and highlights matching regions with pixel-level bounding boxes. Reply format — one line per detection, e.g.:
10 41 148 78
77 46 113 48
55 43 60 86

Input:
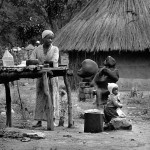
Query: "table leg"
43 73 54 131
4 83 12 127
63 74 73 128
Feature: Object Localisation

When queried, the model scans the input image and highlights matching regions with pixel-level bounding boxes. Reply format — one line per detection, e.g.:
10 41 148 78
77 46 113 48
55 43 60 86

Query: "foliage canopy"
0 0 89 48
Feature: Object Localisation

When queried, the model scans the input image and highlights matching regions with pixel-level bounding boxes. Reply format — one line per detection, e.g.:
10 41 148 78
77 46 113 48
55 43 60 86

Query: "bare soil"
0 79 150 150
0 118 150 150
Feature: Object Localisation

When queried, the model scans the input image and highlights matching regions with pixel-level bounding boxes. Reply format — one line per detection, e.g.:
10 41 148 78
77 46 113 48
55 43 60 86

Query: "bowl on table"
26 59 39 66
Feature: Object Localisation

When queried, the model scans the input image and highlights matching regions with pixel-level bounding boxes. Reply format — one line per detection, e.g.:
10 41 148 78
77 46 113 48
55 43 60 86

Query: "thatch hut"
54 0 150 90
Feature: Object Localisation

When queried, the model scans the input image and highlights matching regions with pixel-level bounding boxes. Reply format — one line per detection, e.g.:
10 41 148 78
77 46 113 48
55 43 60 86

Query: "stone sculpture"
91 56 119 108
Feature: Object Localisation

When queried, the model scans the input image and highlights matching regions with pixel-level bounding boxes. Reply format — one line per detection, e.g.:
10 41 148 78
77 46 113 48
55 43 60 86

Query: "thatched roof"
54 0 150 52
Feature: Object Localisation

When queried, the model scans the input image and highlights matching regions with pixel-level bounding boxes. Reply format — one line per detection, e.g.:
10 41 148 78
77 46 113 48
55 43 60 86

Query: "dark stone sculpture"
77 59 99 83
91 56 119 108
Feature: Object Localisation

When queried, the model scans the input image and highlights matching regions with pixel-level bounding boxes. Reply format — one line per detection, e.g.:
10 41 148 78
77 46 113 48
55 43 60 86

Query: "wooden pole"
16 81 26 120
63 74 73 128
43 72 54 131
4 82 12 127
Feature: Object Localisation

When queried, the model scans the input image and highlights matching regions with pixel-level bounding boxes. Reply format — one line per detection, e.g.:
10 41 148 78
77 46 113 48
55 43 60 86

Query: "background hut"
54 0 150 91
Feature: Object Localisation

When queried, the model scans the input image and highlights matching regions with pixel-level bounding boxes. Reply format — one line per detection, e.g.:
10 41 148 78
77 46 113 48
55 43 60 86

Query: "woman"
31 30 59 127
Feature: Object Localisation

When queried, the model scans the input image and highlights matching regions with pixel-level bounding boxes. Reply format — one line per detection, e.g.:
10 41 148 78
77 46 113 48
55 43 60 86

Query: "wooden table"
0 66 73 130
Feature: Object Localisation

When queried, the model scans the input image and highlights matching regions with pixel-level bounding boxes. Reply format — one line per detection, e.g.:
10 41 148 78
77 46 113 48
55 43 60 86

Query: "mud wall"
67 51 150 90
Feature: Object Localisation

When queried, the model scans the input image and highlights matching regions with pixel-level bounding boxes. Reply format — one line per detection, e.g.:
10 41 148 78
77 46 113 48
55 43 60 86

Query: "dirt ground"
0 118 150 150
0 79 150 150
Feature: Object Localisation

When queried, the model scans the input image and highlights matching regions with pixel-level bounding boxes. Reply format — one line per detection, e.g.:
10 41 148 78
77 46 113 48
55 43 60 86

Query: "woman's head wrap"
108 83 118 94
42 30 54 39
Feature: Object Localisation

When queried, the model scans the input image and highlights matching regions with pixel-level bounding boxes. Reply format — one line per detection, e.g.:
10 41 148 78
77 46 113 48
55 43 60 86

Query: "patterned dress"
30 44 60 121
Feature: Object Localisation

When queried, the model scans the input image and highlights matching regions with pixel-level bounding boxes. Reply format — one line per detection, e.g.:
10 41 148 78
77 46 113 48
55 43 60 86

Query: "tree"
0 0 90 48
42 0 90 31
0 0 47 47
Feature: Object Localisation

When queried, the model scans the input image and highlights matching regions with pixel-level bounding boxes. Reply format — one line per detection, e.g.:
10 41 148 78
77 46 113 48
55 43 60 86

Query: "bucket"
84 109 104 133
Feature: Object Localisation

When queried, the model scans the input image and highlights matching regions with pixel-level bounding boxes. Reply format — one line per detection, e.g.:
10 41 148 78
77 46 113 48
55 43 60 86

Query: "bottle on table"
2 49 14 67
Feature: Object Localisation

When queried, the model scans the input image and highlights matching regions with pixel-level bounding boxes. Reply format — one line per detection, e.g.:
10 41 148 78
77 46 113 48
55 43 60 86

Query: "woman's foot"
32 121 42 127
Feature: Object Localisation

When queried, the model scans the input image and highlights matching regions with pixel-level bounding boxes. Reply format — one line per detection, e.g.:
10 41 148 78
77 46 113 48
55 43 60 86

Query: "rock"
23 132 45 139
63 135 72 138
21 137 31 142
110 118 132 130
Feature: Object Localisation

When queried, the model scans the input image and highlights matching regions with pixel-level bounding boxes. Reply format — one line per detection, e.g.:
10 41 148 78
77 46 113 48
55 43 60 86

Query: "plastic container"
2 50 14 67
